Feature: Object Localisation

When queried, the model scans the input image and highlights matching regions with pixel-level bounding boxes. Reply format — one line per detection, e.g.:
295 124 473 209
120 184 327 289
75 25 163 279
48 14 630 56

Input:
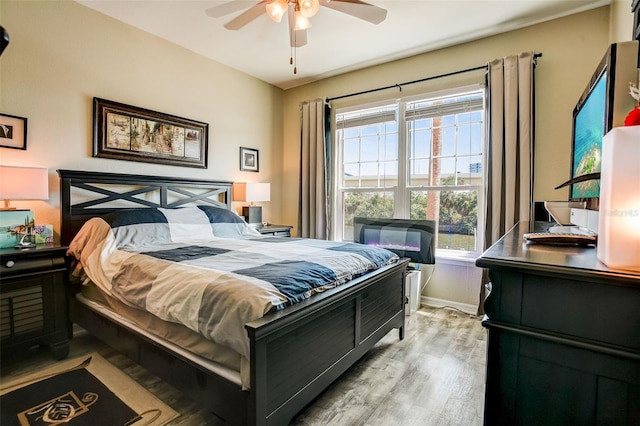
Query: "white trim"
421 296 478 316
435 253 479 265
401 84 484 103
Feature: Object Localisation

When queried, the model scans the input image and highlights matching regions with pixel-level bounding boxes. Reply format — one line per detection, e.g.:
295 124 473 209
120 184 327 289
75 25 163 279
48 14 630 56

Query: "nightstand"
257 225 293 237
0 244 70 362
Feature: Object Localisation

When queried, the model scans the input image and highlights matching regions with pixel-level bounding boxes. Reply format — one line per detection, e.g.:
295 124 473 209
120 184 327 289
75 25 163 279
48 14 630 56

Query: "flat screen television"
569 41 639 201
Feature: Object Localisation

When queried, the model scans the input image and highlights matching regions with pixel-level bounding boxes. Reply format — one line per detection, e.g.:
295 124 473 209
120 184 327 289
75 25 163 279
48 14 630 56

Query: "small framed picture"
240 146 259 172
0 113 27 150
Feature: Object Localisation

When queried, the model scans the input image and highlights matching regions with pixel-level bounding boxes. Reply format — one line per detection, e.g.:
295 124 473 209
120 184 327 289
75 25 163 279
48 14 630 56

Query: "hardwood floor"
0 306 486 425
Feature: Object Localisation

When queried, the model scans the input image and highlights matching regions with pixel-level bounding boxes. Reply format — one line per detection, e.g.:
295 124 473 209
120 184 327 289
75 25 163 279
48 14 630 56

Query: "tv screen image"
567 41 639 202
571 69 606 199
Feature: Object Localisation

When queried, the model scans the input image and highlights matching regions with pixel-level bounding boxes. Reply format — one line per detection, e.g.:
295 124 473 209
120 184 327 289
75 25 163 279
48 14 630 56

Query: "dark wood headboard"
58 169 233 245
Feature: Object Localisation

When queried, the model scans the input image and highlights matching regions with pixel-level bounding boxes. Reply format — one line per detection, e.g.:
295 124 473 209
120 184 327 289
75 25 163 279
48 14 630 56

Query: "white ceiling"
77 0 609 90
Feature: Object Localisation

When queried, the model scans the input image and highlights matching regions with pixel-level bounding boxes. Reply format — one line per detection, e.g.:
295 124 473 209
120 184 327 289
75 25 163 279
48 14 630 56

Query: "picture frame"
240 146 259 172
93 97 208 168
0 113 27 150
0 209 34 248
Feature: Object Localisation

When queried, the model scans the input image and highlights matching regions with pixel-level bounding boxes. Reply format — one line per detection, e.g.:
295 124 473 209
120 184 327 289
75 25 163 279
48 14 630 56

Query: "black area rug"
0 355 178 426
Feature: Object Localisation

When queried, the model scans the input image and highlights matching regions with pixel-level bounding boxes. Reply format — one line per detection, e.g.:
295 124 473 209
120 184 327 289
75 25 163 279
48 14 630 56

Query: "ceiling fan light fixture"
294 8 312 30
210 0 388 75
299 0 320 18
266 0 288 23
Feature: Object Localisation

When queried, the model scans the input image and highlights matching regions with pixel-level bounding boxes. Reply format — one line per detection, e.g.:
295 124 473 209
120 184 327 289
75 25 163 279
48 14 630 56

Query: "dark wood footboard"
247 259 408 425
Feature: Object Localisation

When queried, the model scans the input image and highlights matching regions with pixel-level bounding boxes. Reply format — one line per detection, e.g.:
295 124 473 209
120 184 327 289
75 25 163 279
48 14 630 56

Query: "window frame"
333 85 486 260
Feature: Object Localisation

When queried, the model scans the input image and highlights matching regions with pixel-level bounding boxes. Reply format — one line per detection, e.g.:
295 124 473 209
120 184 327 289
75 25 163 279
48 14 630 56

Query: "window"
334 87 485 257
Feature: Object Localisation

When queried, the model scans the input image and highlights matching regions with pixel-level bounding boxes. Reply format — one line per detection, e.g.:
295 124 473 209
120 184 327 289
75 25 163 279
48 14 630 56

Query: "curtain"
478 52 536 315
298 98 331 239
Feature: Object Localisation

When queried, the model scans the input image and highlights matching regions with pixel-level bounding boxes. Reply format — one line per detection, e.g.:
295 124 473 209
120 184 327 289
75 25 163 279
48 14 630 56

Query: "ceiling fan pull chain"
291 22 297 74
293 45 297 74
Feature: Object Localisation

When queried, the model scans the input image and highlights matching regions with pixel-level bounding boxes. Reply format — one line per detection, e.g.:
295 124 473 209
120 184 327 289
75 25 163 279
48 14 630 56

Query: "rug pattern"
1 354 178 426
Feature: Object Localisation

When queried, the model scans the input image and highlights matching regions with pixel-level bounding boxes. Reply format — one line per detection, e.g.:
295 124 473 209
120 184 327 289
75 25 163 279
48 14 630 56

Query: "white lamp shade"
299 0 320 18
597 126 640 271
233 182 270 203
266 0 288 23
0 166 49 201
294 10 312 30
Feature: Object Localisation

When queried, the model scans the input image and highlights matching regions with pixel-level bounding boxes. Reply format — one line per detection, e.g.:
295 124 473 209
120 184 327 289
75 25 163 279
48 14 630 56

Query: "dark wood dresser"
476 222 640 425
0 244 70 362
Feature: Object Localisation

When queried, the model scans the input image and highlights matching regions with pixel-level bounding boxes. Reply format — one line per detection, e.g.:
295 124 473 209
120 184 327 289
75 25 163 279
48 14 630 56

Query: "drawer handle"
5 260 15 268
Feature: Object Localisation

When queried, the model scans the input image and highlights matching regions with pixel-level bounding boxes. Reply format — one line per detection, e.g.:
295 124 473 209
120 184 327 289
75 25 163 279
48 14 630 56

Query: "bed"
59 169 409 426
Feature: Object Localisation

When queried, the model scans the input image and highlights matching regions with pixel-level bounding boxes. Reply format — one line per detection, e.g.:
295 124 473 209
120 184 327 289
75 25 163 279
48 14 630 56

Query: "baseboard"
421 296 478 315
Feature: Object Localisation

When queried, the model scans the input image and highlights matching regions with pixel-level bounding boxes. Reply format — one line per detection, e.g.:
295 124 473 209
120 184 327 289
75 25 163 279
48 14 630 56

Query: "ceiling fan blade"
287 6 308 47
320 0 387 24
205 1 257 18
223 1 268 30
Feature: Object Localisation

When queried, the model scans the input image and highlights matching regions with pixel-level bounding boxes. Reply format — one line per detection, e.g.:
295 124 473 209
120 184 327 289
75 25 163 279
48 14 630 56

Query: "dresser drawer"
271 230 291 237
1 254 57 277
257 225 293 237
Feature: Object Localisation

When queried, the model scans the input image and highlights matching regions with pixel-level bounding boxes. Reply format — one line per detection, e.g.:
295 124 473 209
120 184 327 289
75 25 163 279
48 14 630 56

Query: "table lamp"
597 126 640 271
233 182 270 225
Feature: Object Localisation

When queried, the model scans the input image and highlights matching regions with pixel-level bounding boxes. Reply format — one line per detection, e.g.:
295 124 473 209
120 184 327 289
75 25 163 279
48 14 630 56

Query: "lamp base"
243 205 262 224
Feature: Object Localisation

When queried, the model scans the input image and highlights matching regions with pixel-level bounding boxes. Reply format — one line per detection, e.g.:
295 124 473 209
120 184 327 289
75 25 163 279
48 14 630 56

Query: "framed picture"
93 97 208 168
0 113 27 150
240 147 259 172
0 210 34 248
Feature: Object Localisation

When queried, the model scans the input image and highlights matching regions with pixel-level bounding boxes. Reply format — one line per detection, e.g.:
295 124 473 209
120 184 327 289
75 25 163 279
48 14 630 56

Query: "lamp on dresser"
597 126 640 271
0 166 49 248
233 182 270 226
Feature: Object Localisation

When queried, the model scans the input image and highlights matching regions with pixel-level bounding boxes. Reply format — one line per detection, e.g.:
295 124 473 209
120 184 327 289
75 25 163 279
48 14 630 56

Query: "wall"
610 0 635 42
0 0 284 236
281 7 614 312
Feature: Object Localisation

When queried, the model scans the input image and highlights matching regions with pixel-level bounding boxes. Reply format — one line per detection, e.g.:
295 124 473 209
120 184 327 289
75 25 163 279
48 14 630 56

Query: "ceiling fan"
205 0 387 73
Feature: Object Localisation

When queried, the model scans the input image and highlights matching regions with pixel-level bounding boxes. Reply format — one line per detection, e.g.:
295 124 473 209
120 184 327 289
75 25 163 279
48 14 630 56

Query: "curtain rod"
325 52 542 103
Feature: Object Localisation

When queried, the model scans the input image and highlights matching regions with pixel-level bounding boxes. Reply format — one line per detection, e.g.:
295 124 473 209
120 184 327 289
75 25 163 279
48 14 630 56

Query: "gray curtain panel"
478 52 535 315
298 98 328 239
